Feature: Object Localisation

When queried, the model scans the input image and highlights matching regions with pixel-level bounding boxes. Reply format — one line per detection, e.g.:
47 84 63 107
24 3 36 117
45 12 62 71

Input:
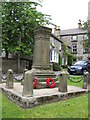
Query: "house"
60 22 90 63
50 27 71 69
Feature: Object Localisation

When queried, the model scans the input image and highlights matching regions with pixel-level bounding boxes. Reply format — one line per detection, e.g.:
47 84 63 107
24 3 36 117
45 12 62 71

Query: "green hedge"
68 53 73 66
53 63 61 71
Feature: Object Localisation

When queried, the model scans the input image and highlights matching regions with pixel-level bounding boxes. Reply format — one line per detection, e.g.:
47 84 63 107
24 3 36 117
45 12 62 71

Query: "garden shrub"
53 63 61 71
68 53 73 66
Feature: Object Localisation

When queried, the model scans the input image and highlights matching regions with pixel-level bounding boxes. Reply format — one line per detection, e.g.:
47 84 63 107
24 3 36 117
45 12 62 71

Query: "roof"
51 34 63 43
60 28 87 36
51 34 71 49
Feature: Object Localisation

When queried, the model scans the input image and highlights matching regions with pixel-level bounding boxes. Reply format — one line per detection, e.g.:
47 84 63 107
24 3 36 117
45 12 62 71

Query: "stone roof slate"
60 28 87 36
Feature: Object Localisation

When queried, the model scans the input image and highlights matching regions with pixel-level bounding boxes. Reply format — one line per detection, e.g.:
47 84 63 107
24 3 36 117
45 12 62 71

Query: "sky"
36 0 90 30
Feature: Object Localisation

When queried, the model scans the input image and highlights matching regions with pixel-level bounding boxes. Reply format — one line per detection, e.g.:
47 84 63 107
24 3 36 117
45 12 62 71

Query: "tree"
82 21 90 57
61 43 68 65
2 1 51 59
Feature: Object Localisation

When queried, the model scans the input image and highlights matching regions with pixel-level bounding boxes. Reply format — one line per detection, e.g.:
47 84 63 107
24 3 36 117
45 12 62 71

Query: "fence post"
22 70 33 97
83 72 89 89
58 71 69 92
6 69 13 89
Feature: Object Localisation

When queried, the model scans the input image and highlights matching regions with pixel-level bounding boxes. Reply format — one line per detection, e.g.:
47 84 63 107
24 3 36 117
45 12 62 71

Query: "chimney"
78 20 82 29
54 25 60 39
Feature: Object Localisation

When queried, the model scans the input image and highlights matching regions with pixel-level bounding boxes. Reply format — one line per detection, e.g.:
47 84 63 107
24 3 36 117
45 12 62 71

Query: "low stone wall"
2 59 26 74
1 86 88 109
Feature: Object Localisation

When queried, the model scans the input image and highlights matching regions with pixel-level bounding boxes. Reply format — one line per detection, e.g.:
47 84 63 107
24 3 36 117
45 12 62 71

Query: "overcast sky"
36 0 89 30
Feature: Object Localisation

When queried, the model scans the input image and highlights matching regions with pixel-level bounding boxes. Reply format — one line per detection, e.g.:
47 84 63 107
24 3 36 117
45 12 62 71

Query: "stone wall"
2 59 26 74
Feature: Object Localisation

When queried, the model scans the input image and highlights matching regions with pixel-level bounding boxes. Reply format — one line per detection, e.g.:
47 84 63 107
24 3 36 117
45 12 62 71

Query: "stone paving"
0 83 88 108
0 83 87 97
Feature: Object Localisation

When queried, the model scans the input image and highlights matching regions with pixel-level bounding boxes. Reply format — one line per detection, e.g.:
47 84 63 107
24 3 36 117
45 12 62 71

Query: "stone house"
50 29 71 67
60 23 90 63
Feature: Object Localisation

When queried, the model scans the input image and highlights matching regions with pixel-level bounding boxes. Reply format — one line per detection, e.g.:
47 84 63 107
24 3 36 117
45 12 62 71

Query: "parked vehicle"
68 60 90 75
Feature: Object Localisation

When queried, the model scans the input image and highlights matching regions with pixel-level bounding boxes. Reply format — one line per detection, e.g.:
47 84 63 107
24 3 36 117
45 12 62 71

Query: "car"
68 60 90 75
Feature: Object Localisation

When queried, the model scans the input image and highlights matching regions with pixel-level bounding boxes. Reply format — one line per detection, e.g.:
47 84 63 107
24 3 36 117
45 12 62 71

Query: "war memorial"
0 26 89 108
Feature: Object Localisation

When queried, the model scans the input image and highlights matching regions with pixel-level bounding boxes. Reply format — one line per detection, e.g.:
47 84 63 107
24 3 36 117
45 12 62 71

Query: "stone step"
36 81 59 89
36 77 57 82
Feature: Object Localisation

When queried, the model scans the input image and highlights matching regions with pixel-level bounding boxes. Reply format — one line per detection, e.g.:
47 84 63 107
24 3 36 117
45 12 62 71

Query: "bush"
59 53 62 66
53 63 61 71
68 53 73 66
61 65 68 68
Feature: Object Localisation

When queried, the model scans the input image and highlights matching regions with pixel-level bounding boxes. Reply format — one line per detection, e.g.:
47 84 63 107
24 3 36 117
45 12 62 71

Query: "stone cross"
32 26 52 70
6 69 13 89
22 70 33 97
58 72 69 92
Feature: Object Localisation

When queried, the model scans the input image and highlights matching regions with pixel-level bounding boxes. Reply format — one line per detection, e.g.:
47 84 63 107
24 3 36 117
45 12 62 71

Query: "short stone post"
6 69 13 89
22 70 33 97
83 72 89 89
21 69 28 85
58 72 69 92
0 68 2 84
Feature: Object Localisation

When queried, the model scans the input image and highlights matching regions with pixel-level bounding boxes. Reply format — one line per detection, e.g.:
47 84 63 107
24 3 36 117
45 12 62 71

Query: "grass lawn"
67 75 83 88
2 93 88 118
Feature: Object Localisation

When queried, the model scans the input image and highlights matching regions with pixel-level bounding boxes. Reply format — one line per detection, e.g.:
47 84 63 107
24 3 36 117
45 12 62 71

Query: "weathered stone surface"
6 69 13 89
31 26 56 83
22 70 33 97
0 68 2 84
21 69 28 85
32 26 52 69
83 72 89 89
58 72 69 92
0 83 87 109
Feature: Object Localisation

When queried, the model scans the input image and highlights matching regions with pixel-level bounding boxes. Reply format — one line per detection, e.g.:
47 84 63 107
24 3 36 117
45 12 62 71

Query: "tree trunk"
18 53 20 73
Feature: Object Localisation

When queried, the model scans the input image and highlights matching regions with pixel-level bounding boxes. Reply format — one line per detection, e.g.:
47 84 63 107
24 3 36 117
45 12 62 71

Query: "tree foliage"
2 1 51 58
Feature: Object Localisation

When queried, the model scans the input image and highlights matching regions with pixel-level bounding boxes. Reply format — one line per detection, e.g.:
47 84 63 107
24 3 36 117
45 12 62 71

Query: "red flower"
33 77 38 88
46 78 55 88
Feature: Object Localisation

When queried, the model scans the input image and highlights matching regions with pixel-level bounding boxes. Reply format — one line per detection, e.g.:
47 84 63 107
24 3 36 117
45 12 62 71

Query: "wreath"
33 77 38 88
46 78 55 88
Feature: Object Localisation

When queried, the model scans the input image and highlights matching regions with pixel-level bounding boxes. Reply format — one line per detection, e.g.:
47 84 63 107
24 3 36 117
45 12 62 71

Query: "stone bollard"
0 68 2 84
88 73 90 91
83 72 89 89
22 70 33 97
6 69 13 89
21 69 28 85
58 71 69 92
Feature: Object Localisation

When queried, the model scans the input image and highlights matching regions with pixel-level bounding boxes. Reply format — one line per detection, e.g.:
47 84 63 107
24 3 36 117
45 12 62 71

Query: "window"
72 36 77 41
83 34 88 40
72 45 77 53
54 51 58 63
59 43 61 51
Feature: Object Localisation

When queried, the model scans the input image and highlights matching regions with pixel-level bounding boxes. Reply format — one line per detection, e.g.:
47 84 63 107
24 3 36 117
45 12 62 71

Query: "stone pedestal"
22 70 33 97
32 26 56 83
6 69 13 89
58 72 68 92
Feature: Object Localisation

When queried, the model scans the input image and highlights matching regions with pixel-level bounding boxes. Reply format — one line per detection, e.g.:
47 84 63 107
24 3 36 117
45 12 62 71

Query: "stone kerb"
6 69 13 89
22 70 33 97
58 71 69 92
